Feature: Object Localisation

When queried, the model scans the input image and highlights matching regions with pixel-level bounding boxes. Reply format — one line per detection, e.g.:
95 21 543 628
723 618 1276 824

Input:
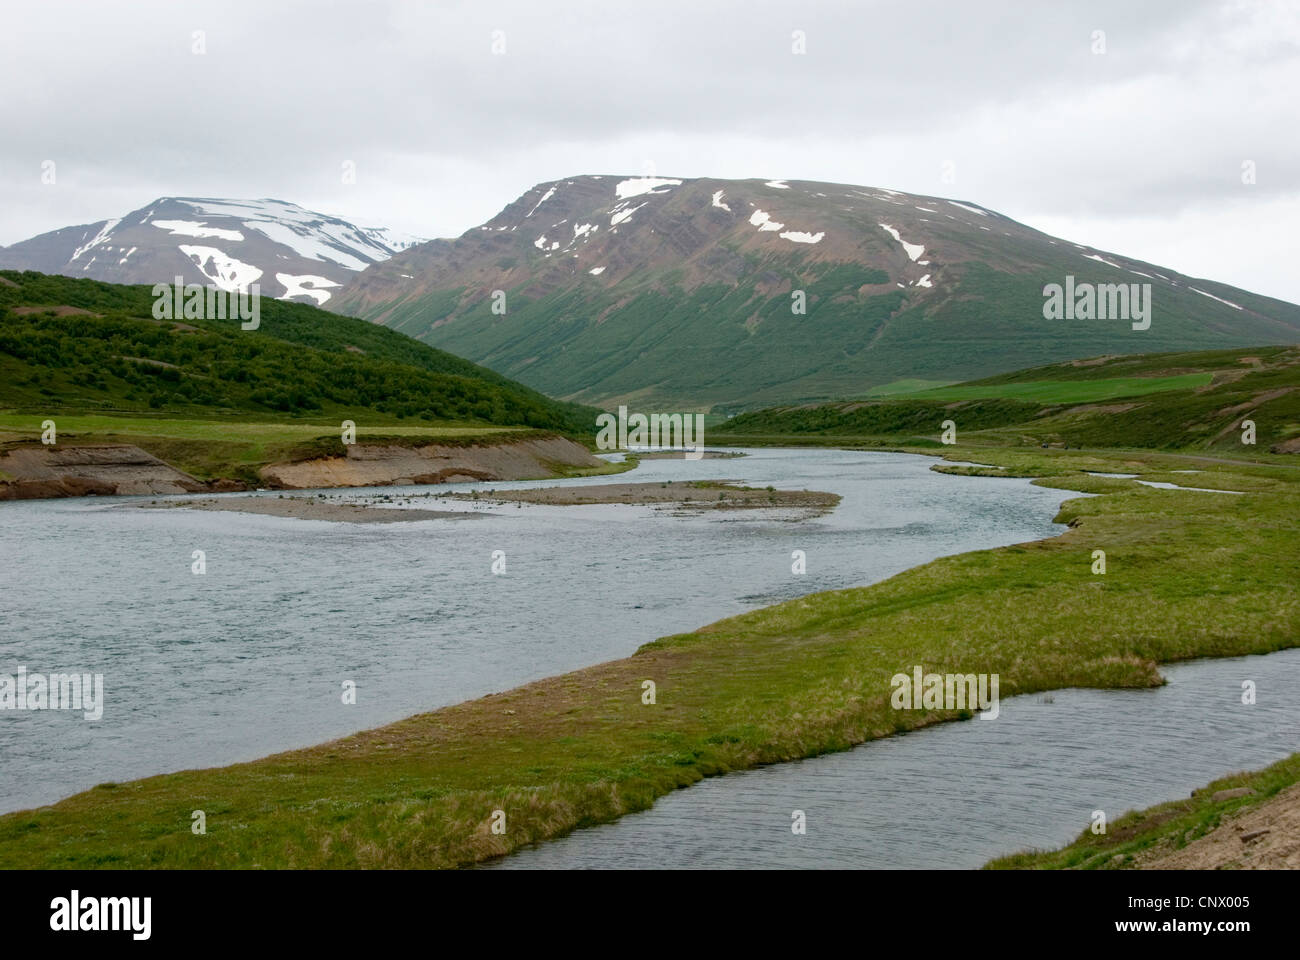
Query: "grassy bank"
986 753 1300 869
1 445 1296 868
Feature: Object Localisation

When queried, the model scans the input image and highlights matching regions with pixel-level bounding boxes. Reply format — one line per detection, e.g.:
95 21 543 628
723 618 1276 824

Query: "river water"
491 648 1300 869
0 448 1076 813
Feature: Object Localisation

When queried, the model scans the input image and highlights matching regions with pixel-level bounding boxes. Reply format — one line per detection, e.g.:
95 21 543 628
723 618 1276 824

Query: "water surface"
1 448 1074 812
493 648 1300 869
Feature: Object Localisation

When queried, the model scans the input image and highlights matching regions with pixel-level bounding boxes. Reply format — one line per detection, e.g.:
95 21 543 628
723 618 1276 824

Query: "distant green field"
717 346 1300 454
863 378 956 397
0 413 513 444
895 372 1213 403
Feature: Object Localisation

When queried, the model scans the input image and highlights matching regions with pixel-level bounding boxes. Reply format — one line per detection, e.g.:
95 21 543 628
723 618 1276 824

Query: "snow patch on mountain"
178 245 263 292
610 202 647 227
614 178 681 200
276 273 340 306
878 224 925 261
152 220 245 242
70 219 121 262
360 226 424 252
1083 253 1123 269
750 210 785 232
711 190 731 212
779 230 824 244
179 198 403 269
526 186 558 217
237 218 368 270
1190 287 1243 310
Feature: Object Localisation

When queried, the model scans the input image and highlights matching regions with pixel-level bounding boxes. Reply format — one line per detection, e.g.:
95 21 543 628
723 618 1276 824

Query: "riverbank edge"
0 431 623 501
0 444 1295 868
985 752 1300 869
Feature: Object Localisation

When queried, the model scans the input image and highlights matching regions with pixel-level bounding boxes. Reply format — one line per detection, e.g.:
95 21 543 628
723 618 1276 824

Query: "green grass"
986 753 1300 869
0 413 517 443
717 345 1300 455
887 372 1213 403
863 378 957 397
1 444 1296 868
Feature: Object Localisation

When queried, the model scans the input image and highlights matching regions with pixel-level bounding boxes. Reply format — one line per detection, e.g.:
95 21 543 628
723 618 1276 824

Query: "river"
0 448 1111 813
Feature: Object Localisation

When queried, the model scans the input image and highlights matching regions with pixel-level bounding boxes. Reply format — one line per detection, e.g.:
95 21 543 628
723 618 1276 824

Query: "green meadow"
875 372 1213 404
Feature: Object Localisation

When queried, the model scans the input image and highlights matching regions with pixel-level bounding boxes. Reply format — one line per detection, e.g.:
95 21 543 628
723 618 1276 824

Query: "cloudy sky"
3 0 1298 301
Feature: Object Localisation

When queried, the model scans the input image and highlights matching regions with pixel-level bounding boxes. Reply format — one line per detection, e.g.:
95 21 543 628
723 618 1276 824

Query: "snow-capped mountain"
0 198 424 305
330 174 1300 411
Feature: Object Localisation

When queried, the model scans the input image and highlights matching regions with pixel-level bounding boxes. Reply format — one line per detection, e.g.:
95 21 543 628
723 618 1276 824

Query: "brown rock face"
0 444 207 499
259 435 603 490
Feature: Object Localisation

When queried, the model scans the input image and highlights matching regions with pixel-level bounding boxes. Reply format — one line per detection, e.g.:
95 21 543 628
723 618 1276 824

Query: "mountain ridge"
0 197 424 306
329 174 1300 413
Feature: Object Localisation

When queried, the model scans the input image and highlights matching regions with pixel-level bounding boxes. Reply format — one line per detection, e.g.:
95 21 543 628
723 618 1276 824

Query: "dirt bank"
0 443 215 499
1134 783 1300 869
0 435 606 501
260 435 603 489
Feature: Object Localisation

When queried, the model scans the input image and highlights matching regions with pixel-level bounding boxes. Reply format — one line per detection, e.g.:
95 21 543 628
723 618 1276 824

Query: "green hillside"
331 175 1300 412
0 270 592 433
714 345 1300 454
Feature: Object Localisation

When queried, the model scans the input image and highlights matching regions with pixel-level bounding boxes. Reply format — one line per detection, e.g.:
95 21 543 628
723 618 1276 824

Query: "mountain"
0 270 591 433
0 198 424 306
328 175 1300 413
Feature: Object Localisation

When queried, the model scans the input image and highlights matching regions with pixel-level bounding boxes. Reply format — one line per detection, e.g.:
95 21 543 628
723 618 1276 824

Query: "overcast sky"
3 0 1297 301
